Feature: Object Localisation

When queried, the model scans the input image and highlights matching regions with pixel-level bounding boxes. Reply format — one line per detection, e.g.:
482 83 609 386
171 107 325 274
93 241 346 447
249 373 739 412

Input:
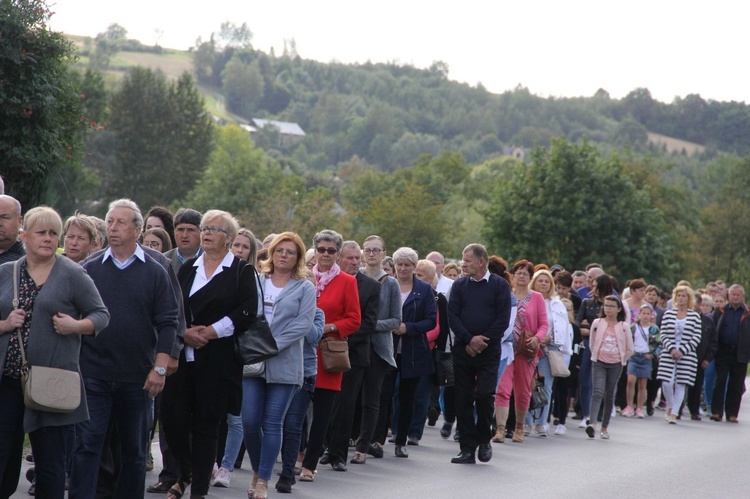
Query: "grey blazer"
371 271 400 367
0 256 110 432
259 275 317 385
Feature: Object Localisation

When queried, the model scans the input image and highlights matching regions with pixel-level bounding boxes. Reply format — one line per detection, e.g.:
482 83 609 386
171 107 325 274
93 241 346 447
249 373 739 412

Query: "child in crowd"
621 304 660 418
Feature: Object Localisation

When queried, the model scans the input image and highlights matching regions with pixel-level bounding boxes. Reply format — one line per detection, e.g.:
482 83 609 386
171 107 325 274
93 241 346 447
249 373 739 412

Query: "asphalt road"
14 384 750 498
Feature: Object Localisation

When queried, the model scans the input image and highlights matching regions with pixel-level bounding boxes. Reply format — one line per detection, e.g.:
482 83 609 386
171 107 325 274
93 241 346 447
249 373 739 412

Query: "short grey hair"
393 247 418 267
107 198 143 228
463 243 488 263
341 240 361 253
313 229 344 252
729 284 745 295
202 209 240 243
426 251 444 264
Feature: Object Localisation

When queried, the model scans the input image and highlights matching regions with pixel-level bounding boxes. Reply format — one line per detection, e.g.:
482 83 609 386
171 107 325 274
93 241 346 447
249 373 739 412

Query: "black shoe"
275 475 294 493
453 430 460 442
367 443 384 458
26 468 35 483
330 460 347 472
571 414 584 420
319 449 330 465
477 443 492 463
440 422 452 439
646 404 654 416
451 451 476 464
427 407 439 426
394 446 409 458
146 481 175 493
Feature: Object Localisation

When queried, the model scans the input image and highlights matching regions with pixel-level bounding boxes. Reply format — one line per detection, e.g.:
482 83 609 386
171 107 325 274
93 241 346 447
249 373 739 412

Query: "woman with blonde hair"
243 232 316 499
656 285 701 424
525 269 572 437
0 207 109 498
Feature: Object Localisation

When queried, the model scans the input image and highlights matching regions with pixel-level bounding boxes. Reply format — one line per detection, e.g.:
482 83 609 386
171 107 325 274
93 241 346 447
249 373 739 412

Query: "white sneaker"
535 424 547 437
554 424 567 436
578 417 589 429
212 467 231 488
211 462 219 480
524 424 532 436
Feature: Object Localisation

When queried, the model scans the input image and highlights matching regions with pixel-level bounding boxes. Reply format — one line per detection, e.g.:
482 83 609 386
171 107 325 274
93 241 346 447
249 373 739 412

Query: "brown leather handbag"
319 336 351 373
515 330 540 358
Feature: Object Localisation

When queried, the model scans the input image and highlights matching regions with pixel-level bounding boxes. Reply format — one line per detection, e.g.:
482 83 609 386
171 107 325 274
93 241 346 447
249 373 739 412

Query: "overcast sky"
50 0 749 103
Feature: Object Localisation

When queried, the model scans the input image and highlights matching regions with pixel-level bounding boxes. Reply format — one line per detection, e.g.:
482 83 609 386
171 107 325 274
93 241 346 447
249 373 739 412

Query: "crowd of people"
0 183 749 499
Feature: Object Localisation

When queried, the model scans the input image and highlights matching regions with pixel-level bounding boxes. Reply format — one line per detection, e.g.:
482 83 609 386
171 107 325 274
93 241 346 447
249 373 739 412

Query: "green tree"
0 0 86 208
698 156 750 283
105 68 213 209
482 138 675 286
222 57 264 117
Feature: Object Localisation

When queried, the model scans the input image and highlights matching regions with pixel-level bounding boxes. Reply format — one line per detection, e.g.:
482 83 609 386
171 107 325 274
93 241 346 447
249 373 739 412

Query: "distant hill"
66 32 750 171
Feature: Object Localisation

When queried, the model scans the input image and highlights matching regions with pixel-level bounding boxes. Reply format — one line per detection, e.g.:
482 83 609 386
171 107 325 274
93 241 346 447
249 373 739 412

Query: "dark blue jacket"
394 276 437 379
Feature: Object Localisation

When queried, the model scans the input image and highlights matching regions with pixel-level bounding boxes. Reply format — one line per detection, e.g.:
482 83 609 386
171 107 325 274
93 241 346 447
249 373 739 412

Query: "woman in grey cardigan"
242 232 316 499
0 207 109 499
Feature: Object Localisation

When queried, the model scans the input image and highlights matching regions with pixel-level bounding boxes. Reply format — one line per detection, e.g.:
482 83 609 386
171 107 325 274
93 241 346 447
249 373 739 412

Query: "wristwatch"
153 366 167 376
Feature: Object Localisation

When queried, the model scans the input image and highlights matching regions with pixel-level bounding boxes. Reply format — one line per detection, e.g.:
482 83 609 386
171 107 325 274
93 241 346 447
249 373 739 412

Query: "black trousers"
686 364 706 416
452 346 499 453
355 351 389 454
552 376 571 424
393 369 420 447
161 364 221 496
301 388 338 472
712 347 748 419
373 369 397 445
328 365 366 463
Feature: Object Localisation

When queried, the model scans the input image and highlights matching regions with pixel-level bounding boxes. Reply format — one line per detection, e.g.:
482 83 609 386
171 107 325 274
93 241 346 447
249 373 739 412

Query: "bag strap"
12 260 29 369
239 262 265 319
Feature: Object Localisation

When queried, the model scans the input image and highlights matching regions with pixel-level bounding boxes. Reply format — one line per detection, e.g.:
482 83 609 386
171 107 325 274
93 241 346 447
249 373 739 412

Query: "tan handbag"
12 261 81 413
319 336 351 373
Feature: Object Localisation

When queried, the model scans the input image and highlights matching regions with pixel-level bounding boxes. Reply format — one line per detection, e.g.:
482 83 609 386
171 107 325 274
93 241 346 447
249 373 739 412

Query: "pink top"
597 323 622 364
426 307 440 350
589 318 634 365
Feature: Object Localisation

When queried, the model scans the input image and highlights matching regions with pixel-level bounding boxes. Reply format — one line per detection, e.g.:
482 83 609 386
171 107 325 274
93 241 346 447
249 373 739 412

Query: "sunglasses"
316 247 337 255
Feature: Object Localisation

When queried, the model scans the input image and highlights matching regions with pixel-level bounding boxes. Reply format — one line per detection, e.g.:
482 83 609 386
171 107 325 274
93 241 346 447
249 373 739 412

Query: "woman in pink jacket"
494 260 548 443
585 295 634 440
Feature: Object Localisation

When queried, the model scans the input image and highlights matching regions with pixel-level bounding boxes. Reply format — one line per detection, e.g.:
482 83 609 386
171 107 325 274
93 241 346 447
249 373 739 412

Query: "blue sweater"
448 273 512 351
81 254 178 383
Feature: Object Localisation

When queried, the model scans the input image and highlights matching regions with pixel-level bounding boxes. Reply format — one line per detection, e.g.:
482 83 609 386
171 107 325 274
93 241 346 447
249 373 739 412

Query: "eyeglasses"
363 248 383 255
200 225 228 236
316 247 337 255
514 272 530 277
306 262 315 269
143 241 161 249
603 304 618 309
274 247 297 257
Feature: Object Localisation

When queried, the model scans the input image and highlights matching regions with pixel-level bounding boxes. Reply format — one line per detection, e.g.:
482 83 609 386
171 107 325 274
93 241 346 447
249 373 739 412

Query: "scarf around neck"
313 263 340 297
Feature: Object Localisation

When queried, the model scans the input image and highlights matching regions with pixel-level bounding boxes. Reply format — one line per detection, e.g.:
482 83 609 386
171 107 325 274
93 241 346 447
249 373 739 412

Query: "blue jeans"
220 413 244 470
579 338 593 416
703 360 716 407
406 375 434 440
281 376 315 478
241 379 296 481
70 377 149 499
527 354 554 426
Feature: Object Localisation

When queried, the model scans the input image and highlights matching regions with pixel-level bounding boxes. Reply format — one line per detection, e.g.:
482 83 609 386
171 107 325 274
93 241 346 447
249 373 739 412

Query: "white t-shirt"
264 280 284 326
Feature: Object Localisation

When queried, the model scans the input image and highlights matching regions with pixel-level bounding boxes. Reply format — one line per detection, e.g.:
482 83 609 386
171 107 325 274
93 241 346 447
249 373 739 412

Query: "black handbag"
233 265 279 366
528 372 548 416
433 325 454 387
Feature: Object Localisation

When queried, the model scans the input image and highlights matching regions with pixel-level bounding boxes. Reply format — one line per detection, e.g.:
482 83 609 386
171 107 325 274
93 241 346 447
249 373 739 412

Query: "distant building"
502 146 526 161
240 119 306 148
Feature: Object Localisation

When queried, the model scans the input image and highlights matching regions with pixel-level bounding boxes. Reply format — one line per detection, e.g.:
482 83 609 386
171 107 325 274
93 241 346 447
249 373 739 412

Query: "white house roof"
251 119 306 136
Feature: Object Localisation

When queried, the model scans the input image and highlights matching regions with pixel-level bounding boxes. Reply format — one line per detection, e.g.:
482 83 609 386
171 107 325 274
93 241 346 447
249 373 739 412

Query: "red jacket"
315 272 361 390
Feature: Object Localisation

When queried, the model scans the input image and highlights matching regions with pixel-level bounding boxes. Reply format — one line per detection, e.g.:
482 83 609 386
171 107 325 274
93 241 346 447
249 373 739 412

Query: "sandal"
166 480 189 499
254 479 268 499
299 468 315 482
